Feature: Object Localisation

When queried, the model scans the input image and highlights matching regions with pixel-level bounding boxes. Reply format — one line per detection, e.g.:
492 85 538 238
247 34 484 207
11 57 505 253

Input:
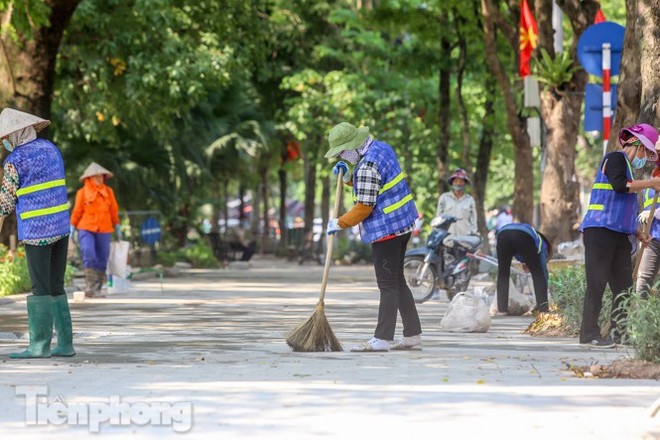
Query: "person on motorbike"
495 223 552 316
325 122 422 352
435 169 477 237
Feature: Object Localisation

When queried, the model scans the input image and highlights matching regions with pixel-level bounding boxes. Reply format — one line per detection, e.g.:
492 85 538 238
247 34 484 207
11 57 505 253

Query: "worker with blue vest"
635 184 660 298
579 123 660 348
495 223 552 315
325 122 422 352
0 108 75 359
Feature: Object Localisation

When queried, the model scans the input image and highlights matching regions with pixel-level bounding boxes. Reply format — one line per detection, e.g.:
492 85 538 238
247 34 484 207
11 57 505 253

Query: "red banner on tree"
519 0 538 77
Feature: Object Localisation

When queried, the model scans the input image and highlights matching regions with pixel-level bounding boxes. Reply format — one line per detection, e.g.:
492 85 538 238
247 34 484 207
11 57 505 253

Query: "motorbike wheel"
403 256 438 303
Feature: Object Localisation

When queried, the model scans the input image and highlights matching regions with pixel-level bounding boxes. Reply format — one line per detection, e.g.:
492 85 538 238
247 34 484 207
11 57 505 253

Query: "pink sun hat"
619 123 659 161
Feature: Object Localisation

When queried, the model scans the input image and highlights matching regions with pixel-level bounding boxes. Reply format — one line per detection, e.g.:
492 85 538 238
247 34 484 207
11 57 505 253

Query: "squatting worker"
70 162 121 298
495 223 552 315
0 108 75 359
579 123 660 348
325 122 422 352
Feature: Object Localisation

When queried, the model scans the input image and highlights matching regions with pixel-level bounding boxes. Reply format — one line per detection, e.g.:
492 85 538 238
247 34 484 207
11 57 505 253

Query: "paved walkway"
0 256 658 439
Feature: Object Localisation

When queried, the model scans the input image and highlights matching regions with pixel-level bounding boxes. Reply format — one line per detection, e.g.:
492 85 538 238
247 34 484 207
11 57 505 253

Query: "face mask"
632 156 647 169
2 139 13 152
452 184 465 192
339 149 359 164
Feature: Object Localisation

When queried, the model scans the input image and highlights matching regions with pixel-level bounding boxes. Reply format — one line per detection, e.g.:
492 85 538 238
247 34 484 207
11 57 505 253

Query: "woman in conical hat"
0 107 75 359
70 162 121 298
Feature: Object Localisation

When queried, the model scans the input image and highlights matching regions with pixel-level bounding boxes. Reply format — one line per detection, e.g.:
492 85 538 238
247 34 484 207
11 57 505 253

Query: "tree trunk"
0 0 81 246
260 165 270 254
454 13 472 169
278 166 288 255
320 172 330 252
637 1 660 125
472 74 497 255
302 148 317 255
211 186 221 234
0 0 80 116
437 12 452 195
610 0 641 139
481 0 534 224
321 173 330 227
222 179 230 241
536 0 598 244
238 184 246 221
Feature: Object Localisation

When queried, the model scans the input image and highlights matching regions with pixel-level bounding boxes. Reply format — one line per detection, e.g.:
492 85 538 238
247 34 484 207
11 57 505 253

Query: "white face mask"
339 149 359 164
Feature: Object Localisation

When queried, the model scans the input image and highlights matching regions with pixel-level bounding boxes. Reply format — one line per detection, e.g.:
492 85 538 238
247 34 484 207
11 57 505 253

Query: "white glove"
638 210 651 225
327 218 342 235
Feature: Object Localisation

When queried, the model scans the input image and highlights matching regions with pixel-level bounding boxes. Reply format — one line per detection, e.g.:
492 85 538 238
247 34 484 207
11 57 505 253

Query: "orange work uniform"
70 178 120 232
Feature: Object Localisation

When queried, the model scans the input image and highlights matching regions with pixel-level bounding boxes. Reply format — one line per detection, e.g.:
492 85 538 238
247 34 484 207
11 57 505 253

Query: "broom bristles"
286 303 343 352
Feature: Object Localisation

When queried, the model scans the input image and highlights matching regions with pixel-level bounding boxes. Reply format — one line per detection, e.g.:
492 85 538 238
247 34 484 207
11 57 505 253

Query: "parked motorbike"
403 214 482 303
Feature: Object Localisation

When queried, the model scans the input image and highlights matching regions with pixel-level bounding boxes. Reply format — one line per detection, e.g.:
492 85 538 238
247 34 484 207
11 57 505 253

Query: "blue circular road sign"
577 22 626 77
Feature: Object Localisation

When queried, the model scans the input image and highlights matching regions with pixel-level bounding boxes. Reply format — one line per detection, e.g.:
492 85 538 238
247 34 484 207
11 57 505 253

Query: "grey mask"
339 149 360 164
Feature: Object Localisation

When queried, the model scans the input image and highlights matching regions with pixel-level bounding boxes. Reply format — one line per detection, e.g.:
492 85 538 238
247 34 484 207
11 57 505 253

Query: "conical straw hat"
0 108 50 139
79 162 113 181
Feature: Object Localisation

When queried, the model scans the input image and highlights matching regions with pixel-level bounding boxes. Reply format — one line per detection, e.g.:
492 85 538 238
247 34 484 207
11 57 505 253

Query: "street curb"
0 293 28 305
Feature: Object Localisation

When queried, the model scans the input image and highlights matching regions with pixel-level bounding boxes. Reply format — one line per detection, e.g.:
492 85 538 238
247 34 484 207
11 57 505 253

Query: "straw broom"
286 170 344 352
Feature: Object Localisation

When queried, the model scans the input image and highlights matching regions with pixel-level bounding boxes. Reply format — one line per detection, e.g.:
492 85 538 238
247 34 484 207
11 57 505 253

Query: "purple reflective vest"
4 139 70 241
352 140 418 244
641 189 660 241
579 151 637 235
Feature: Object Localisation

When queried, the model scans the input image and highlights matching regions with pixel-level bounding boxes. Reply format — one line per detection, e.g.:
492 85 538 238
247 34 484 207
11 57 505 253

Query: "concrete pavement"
0 256 658 439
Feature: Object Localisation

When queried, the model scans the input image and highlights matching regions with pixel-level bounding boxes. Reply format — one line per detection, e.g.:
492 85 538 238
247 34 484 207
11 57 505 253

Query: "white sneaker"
350 337 390 352
391 334 422 350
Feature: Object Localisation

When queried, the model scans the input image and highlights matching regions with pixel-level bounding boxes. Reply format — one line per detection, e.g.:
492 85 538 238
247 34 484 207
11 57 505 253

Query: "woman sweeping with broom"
325 122 422 352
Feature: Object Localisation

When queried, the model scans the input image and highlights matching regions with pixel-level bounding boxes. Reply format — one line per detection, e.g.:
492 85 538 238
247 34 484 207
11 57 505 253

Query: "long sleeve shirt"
435 191 478 237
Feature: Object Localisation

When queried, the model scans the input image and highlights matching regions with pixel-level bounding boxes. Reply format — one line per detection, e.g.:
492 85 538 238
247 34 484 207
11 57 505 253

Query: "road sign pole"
602 42 611 155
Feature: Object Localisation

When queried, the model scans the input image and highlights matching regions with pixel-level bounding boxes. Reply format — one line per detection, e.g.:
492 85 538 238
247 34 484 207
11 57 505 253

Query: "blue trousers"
78 230 112 271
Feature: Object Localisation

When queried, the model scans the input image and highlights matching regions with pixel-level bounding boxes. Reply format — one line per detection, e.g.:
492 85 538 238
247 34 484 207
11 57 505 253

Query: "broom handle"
633 192 659 278
318 170 344 304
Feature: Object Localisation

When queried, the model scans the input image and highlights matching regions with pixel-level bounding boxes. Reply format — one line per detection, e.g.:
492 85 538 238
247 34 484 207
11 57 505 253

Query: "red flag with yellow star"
519 0 538 77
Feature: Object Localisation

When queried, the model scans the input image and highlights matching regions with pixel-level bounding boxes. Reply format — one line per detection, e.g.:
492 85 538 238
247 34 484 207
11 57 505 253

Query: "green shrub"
548 264 611 335
153 241 219 269
0 246 32 297
64 262 77 286
625 295 660 363
155 251 178 267
0 245 77 297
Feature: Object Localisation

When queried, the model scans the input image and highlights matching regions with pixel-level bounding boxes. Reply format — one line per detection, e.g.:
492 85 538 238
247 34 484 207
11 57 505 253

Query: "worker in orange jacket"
70 162 121 298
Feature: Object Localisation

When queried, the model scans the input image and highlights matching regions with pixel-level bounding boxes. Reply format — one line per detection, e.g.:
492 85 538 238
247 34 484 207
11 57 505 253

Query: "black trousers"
580 228 631 342
372 233 422 340
24 236 69 297
496 229 549 312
